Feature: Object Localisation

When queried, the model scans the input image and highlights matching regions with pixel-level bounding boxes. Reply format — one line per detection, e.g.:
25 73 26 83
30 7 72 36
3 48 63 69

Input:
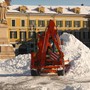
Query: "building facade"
6 5 90 47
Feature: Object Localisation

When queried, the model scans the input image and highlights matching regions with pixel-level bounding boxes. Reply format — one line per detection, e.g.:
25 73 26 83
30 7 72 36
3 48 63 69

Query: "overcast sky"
11 0 90 6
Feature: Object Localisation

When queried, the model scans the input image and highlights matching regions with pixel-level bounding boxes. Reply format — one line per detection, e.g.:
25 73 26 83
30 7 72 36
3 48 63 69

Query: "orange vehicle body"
31 20 70 76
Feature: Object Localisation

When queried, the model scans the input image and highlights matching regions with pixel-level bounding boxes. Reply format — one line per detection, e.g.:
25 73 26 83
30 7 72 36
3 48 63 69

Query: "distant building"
6 5 90 47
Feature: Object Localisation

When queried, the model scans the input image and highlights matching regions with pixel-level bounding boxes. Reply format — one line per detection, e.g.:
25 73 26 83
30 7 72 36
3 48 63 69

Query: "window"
65 21 72 27
28 31 36 38
47 20 49 26
38 7 45 13
88 32 90 39
0 46 1 52
56 20 63 27
20 31 26 41
29 20 36 26
10 31 17 39
83 31 89 39
83 32 85 39
83 21 88 28
29 20 36 30
21 20 25 27
28 31 33 38
12 20 15 27
20 9 26 13
74 21 80 27
19 6 27 13
76 10 80 14
38 20 45 27
88 19 90 28
74 31 81 40
28 32 31 38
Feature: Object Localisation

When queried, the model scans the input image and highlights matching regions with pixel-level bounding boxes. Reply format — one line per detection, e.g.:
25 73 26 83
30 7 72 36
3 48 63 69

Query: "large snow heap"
61 33 90 77
0 33 90 77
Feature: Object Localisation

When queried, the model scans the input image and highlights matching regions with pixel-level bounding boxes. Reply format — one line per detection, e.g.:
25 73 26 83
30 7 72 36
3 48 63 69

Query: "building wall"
6 13 90 47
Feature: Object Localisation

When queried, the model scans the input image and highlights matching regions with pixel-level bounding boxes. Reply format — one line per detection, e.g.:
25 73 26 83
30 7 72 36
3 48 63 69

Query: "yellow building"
6 5 90 47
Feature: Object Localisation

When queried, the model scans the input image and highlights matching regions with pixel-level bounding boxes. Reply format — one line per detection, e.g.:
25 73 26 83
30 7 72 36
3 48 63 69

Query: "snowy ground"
0 33 90 90
0 75 90 90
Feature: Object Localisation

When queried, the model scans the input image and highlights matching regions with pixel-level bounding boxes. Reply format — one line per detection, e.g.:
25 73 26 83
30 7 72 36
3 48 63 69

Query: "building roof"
7 5 90 15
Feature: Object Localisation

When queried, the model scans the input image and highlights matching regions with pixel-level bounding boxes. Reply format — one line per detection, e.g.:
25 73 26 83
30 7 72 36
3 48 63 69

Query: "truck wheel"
31 69 39 76
57 70 65 76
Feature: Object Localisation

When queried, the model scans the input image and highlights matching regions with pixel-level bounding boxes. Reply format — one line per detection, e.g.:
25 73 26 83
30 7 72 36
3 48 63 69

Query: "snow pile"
61 33 90 77
0 54 31 75
0 33 90 78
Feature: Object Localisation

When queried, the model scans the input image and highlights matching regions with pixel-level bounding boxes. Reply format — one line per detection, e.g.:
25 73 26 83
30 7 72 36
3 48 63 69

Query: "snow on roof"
8 5 90 14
